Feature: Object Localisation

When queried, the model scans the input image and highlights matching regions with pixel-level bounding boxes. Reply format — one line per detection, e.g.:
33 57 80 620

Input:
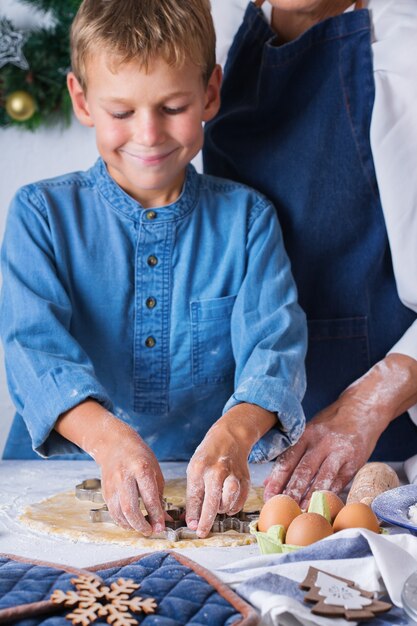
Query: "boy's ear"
67 72 94 128
202 64 222 123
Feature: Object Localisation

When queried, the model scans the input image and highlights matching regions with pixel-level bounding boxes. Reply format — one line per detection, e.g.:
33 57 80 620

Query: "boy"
0 0 306 538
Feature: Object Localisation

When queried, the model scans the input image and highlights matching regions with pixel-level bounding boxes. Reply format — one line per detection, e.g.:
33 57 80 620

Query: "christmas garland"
0 0 82 130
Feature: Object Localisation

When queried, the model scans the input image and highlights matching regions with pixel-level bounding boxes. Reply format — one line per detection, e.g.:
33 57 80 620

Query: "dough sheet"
19 478 264 549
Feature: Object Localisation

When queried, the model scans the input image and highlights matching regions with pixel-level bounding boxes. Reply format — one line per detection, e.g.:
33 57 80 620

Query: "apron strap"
253 0 266 7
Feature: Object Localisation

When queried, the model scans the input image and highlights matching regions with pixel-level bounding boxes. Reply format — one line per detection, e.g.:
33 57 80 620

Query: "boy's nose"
135 112 165 147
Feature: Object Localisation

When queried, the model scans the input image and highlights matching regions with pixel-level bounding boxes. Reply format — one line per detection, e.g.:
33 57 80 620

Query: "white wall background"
0 1 104 454
0 0 244 455
0 122 98 455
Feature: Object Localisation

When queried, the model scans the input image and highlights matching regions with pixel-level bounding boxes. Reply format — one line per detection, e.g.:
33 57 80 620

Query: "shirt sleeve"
369 0 417 423
0 186 113 457
223 197 307 462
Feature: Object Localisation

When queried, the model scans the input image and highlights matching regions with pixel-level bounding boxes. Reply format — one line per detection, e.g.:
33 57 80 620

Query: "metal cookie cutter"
75 478 260 542
211 511 260 534
89 504 198 542
75 478 104 503
89 505 260 542
76 478 167 514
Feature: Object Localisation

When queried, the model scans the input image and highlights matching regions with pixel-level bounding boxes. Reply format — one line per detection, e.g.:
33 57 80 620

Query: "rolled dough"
19 478 264 549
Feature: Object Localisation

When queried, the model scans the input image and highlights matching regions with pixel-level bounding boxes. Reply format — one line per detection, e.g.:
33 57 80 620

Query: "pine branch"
18 0 81 20
0 0 81 130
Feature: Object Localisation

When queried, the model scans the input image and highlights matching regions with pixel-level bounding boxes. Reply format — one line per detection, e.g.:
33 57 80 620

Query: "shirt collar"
91 157 200 222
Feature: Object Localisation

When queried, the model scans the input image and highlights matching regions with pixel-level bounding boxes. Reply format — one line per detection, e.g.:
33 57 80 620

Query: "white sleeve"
370 0 417 356
211 0 248 66
369 0 417 423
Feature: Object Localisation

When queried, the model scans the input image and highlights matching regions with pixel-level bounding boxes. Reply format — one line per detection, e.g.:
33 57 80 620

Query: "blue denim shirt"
0 159 306 461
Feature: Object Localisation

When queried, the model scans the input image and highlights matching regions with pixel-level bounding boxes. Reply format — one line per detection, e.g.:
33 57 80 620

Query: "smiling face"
68 54 221 208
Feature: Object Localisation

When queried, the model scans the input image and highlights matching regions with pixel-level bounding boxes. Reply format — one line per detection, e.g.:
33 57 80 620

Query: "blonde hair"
70 0 216 91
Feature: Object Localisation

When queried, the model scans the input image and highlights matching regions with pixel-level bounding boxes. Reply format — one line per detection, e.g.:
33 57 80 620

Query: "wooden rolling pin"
346 462 400 506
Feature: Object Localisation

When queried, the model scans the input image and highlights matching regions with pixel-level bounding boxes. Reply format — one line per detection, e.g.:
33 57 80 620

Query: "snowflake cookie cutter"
75 478 260 541
51 574 157 626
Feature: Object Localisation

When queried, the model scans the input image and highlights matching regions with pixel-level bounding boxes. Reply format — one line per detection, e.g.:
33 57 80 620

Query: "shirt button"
145 210 157 220
145 336 156 348
147 255 158 267
146 297 157 309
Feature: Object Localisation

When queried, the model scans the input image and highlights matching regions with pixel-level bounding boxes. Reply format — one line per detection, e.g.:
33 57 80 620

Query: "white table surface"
1 460 414 626
0 460 271 571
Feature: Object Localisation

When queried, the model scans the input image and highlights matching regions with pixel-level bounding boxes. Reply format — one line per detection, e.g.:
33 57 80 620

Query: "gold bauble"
5 90 37 122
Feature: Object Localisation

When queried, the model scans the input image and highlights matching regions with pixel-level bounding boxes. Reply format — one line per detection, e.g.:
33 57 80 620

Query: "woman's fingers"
263 437 308 500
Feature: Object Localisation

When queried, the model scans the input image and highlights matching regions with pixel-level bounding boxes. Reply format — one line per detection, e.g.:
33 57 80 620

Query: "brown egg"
258 494 302 532
333 502 380 533
319 490 345 522
285 512 334 546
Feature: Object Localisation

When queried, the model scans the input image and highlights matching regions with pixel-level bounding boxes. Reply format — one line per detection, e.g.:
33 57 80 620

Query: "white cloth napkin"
405 454 417 484
215 529 417 626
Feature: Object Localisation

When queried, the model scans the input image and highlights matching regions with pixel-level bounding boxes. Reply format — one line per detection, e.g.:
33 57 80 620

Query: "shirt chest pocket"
190 295 237 385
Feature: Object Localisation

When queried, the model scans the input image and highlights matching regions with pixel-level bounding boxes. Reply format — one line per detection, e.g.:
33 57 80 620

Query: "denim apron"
203 2 417 460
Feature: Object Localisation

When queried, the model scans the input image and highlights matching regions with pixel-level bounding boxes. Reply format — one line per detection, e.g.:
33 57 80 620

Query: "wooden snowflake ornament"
50 574 157 626
300 567 392 621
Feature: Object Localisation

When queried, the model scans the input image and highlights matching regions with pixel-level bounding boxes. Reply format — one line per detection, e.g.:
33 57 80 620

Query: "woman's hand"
186 403 276 538
263 354 417 508
55 400 165 535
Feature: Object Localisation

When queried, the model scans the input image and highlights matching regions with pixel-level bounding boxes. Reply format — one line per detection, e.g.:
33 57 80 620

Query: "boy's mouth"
121 148 177 164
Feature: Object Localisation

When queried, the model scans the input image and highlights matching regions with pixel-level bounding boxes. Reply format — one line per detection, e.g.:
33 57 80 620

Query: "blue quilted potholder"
0 551 259 626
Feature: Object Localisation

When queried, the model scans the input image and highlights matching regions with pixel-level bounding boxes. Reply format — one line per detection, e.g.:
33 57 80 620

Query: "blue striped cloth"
216 528 417 626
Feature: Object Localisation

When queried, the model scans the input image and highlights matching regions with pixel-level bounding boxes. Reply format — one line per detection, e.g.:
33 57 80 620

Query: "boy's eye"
111 111 133 119
163 106 187 115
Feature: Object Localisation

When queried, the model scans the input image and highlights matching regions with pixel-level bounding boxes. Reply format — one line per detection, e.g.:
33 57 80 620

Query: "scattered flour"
408 503 417 524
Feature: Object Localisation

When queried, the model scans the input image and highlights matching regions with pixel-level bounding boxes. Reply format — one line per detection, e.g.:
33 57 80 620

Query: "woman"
204 0 417 505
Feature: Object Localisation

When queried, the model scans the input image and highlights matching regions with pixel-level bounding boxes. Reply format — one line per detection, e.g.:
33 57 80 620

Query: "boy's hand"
186 403 276 538
186 431 250 539
55 400 165 535
96 423 166 535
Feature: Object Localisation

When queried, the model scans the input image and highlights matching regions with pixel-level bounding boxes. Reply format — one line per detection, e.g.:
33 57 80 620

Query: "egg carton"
75 478 260 542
